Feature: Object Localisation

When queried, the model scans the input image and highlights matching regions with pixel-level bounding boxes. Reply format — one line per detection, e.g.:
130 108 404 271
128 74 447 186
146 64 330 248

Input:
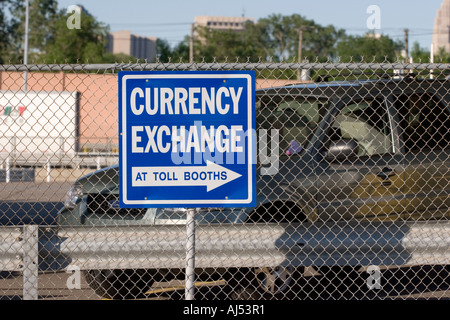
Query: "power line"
109 22 192 27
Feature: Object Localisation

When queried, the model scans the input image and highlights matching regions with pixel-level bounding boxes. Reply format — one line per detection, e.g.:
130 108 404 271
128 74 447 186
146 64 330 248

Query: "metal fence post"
22 225 38 300
46 157 51 183
5 157 10 183
185 209 196 300
0 61 449 302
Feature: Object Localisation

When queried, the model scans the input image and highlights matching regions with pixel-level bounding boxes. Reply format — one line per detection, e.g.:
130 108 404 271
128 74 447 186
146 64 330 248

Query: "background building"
194 16 254 32
432 0 450 53
107 30 157 61
192 16 255 47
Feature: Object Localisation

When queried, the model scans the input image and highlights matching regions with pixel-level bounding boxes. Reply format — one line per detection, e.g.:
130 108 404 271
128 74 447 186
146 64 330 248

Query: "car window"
257 97 325 155
329 98 393 157
395 93 450 152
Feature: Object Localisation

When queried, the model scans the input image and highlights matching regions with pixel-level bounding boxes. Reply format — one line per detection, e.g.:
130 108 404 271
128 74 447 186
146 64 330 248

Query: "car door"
394 89 450 220
315 95 406 221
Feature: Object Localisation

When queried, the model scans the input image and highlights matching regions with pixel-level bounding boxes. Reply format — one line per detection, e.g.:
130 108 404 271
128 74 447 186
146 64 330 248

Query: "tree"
102 52 137 63
251 14 345 62
10 0 58 62
170 35 190 62
6 2 114 64
40 5 110 63
410 41 431 63
155 38 173 62
194 24 265 62
189 13 345 65
433 46 450 63
0 0 22 63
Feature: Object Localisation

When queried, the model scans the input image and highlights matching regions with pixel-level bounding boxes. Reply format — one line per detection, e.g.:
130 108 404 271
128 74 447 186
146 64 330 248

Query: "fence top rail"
1 62 450 72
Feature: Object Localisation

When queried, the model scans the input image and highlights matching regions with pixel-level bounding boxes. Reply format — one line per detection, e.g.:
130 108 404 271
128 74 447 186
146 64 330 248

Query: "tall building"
432 0 450 54
107 30 157 61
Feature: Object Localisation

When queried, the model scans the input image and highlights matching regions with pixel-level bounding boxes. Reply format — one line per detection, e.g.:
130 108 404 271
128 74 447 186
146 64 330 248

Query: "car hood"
76 165 119 194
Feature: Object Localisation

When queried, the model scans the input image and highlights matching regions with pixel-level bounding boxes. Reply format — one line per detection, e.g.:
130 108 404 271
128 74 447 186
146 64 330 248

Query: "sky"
56 0 444 51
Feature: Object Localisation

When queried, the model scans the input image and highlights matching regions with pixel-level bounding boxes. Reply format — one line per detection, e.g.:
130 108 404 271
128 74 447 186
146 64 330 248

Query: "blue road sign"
119 71 256 208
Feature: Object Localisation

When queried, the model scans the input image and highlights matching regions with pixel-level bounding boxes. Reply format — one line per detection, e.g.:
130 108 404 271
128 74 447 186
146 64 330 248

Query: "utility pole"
189 23 194 63
404 28 409 61
298 27 311 81
297 27 303 81
430 43 434 79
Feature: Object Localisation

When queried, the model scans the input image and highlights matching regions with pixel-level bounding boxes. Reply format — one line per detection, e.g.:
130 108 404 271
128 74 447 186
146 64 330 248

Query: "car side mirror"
325 139 359 162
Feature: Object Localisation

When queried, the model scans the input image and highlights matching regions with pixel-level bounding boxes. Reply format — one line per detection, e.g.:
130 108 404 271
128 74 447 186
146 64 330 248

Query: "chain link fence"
0 61 449 300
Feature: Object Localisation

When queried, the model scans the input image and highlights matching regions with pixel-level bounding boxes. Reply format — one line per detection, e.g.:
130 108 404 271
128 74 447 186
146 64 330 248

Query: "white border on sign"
120 73 254 206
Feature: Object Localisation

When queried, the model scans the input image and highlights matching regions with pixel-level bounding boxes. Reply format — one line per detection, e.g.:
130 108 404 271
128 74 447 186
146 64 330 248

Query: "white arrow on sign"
131 160 242 192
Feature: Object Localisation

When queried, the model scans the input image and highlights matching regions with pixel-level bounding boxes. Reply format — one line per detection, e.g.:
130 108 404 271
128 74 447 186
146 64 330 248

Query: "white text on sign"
131 124 244 154
130 86 243 115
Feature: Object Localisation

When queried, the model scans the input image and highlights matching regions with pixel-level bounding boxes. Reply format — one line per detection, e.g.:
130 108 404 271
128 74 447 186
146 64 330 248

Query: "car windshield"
256 96 327 156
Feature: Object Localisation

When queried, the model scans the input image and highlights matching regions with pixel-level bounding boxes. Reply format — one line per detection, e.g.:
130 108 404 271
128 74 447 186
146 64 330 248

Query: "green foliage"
253 14 345 62
11 0 58 52
102 52 137 63
191 14 345 63
433 46 450 63
1 1 117 64
40 6 110 63
194 25 264 62
336 32 404 62
0 5 434 69
410 41 431 63
0 0 22 63
155 38 173 62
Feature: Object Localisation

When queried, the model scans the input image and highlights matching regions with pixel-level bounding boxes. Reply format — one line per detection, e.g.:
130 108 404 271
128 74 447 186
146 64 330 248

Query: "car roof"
256 76 449 99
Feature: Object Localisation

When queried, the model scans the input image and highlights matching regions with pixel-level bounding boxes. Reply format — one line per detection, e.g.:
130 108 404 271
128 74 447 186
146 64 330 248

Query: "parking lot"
1 265 449 300
1 176 449 301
